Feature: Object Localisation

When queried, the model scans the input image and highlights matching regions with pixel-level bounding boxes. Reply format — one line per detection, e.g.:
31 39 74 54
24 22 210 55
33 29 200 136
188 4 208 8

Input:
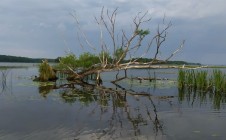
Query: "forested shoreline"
0 54 200 65
0 55 57 63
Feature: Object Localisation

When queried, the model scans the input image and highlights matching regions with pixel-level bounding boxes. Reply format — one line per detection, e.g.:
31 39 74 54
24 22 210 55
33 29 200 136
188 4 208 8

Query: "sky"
0 0 226 65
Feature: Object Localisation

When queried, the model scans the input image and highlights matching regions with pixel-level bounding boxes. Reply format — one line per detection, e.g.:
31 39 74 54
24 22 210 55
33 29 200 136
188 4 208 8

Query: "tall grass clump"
195 70 208 91
212 69 226 93
178 69 186 89
39 60 57 82
178 69 196 90
185 70 195 90
178 69 226 94
178 69 208 91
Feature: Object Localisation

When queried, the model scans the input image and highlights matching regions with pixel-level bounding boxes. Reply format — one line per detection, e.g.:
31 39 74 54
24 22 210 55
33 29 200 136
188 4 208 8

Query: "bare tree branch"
70 11 96 50
165 40 185 61
151 20 172 63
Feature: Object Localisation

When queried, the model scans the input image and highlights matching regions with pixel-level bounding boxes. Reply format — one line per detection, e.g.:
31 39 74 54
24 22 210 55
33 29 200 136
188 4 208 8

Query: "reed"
178 69 185 89
212 69 226 93
178 69 196 90
207 76 214 92
185 70 195 90
195 70 208 91
223 80 226 93
177 69 226 94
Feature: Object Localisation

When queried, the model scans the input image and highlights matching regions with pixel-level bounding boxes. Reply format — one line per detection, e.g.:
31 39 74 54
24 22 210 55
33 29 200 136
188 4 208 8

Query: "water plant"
186 70 195 90
38 60 57 82
212 69 226 93
195 70 208 91
177 69 226 94
178 69 186 89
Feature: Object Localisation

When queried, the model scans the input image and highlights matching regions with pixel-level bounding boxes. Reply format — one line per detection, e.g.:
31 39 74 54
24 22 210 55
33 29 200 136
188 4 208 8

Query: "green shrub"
77 52 100 68
58 53 78 70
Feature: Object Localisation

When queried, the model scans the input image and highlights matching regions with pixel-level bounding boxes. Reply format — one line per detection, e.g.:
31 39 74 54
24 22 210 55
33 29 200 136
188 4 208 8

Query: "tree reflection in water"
38 84 57 98
0 69 12 94
178 88 226 110
36 79 226 139
38 82 165 139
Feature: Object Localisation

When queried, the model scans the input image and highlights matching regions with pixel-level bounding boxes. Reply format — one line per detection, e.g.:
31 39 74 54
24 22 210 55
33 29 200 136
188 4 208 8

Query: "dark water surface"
1 63 226 140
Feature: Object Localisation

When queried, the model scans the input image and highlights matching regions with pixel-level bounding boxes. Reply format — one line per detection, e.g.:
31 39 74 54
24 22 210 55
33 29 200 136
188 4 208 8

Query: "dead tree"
65 7 184 85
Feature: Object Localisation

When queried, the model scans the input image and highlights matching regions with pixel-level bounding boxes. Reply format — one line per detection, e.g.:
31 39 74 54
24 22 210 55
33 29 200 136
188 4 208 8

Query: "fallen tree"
39 7 185 85
34 8 186 136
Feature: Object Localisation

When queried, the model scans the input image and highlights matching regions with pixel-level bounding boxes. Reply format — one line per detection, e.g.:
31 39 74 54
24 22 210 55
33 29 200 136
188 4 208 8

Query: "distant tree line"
122 58 200 65
0 54 200 66
0 55 57 63
55 52 200 71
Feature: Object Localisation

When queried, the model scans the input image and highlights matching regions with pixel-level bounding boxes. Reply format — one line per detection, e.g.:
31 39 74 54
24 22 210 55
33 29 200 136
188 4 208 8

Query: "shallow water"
1 63 226 140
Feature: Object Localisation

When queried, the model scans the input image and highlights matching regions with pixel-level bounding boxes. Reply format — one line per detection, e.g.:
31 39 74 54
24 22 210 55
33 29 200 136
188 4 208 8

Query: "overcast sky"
0 0 226 64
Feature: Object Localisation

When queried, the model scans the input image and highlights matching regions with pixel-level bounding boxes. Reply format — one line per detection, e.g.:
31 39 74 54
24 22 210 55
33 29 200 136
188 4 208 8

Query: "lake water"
1 63 226 140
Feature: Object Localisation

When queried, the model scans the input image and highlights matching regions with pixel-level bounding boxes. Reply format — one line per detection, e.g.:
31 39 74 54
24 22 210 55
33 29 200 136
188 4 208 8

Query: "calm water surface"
0 63 226 140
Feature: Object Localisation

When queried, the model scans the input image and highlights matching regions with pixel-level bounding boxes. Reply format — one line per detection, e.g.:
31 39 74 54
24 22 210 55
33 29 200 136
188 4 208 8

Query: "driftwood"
64 63 176 82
